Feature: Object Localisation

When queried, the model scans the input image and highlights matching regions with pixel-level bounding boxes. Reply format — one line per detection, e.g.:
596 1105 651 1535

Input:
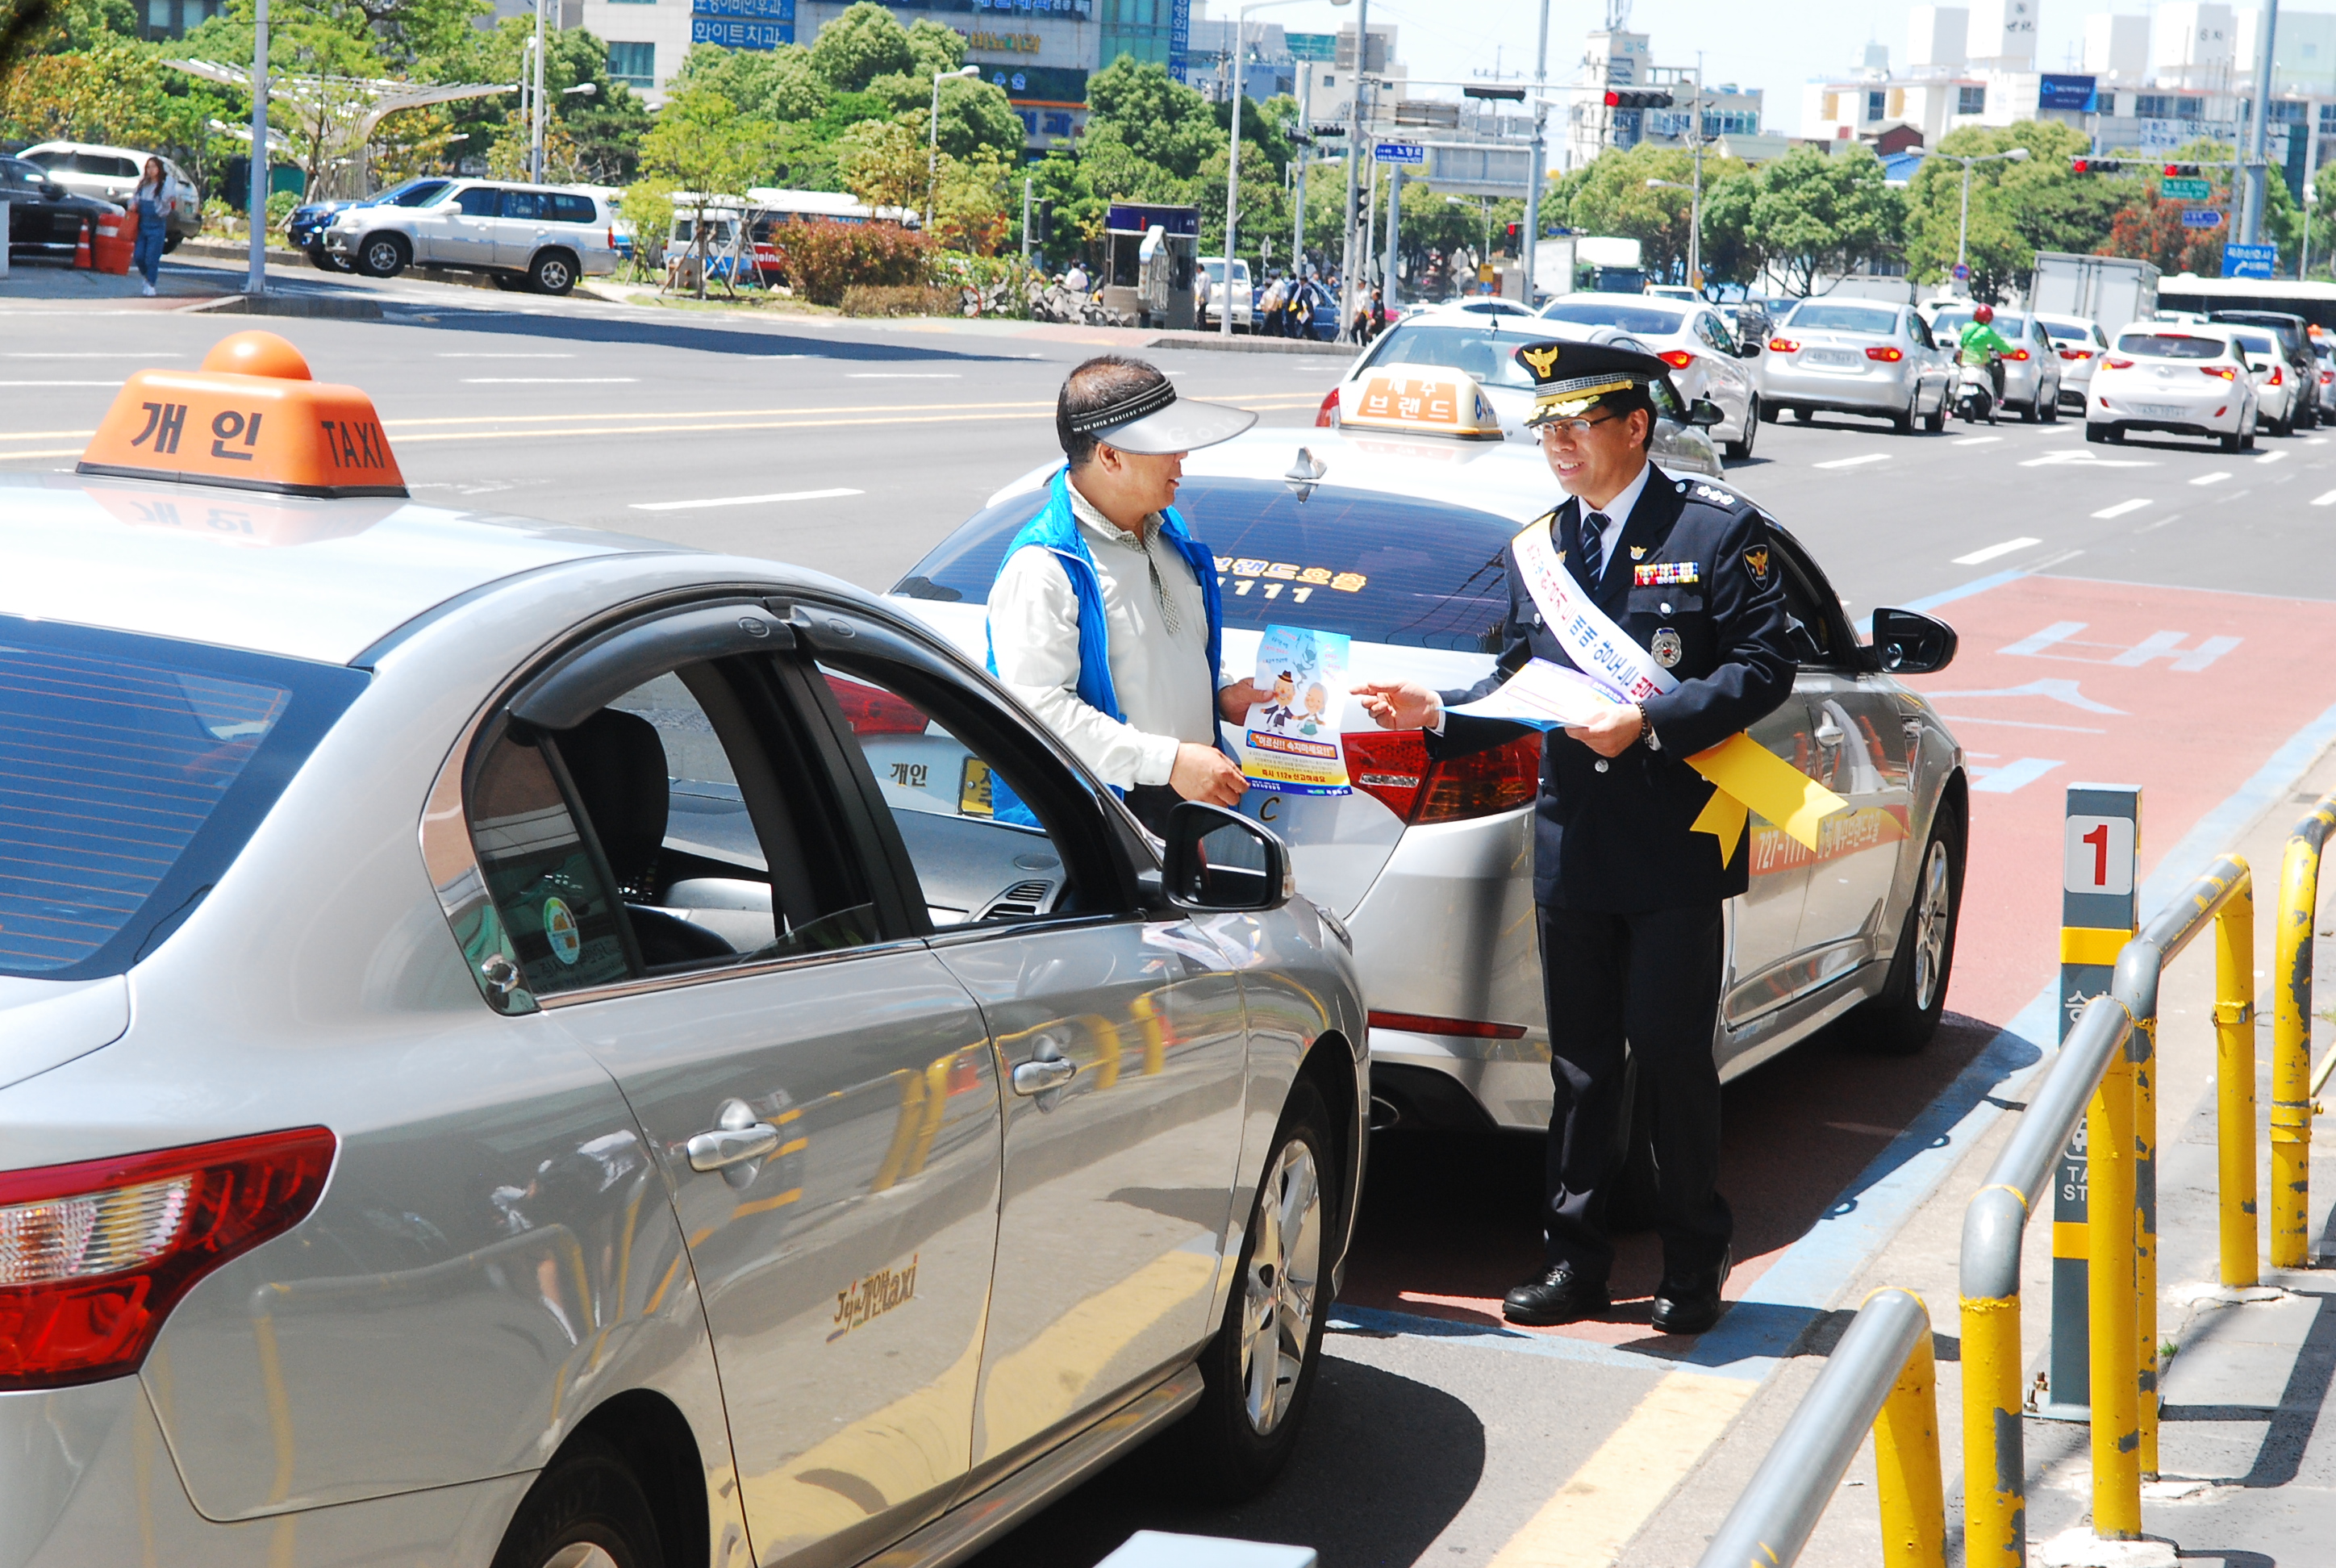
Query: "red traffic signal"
2163 162 2201 177
2071 157 2128 174
1603 89 1675 110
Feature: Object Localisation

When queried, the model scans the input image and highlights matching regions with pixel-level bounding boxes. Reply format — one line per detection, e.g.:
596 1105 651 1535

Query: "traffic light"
1503 221 1521 257
2071 157 2130 174
1603 89 1675 109
2163 163 2202 177
1465 85 1527 102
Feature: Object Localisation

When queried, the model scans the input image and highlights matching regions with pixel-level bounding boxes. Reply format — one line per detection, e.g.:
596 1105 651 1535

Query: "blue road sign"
2223 242 2277 278
1951 261 1971 281
1373 142 1425 165
2182 207 2225 229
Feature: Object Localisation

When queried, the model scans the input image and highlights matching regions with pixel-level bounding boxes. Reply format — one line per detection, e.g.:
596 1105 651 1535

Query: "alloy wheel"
1240 1135 1323 1436
538 257 574 293
1911 838 1953 1013
540 1546 620 1568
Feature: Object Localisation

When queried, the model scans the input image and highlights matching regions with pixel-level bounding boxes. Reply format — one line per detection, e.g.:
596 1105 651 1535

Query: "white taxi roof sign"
1338 369 1504 441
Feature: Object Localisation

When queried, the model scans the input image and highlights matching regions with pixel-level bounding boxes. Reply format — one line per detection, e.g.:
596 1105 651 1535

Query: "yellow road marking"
1487 1369 1757 1568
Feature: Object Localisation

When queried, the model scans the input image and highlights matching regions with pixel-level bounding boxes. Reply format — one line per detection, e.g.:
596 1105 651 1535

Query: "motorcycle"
1954 356 2001 424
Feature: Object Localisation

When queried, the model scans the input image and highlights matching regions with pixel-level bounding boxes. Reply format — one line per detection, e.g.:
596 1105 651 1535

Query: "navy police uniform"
1432 342 1796 1310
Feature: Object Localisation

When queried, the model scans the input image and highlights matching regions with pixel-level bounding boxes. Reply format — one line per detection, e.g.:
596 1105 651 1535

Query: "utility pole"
1339 0 1370 340
1519 0 1550 304
1382 161 1401 312
2242 0 2280 244
1292 64 1311 279
1688 54 1704 293
247 0 268 295
1021 175 1033 261
529 0 548 184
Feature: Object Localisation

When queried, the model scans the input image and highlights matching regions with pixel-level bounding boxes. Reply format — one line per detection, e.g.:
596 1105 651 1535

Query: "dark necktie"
1574 510 1611 593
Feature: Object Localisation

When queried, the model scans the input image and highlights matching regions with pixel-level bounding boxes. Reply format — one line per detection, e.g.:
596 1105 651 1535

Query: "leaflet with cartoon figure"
1447 657 1615 730
1237 625 1352 794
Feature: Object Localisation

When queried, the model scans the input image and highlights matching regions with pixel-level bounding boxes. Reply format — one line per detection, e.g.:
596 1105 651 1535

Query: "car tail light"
2321 369 2332 385
2267 364 2285 386
1316 387 1339 427
1767 336 1800 352
0 1128 336 1391
2004 348 2030 361
2059 347 2092 360
1863 345 1904 362
825 677 928 734
1366 1010 1528 1040
2105 356 2136 370
2200 365 2238 381
1342 727 1540 825
1656 349 1696 370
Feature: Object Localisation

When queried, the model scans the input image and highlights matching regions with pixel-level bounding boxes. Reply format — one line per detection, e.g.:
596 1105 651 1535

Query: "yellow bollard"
1873 1302 1946 1568
2133 1014 2159 1477
2272 823 2328 1270
2214 874 2258 1289
1960 1283 2025 1568
2088 1053 2142 1539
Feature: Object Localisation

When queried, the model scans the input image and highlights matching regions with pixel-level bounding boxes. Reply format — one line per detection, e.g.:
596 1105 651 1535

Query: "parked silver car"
324 179 619 294
1 398 1366 1563
1757 298 1955 432
1537 292 1765 458
895 430 1971 1137
1923 305 2065 422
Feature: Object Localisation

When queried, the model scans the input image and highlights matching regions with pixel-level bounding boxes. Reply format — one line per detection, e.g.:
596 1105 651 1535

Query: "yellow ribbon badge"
1683 732 1848 860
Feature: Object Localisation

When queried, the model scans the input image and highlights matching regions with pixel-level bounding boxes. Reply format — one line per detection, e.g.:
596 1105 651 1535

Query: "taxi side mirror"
1687 398 1725 427
1868 607 1957 676
1735 339 1762 357
1163 803 1292 913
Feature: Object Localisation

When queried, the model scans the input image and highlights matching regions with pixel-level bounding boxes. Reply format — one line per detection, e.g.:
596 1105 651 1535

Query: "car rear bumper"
1758 359 1917 415
2092 388 2246 433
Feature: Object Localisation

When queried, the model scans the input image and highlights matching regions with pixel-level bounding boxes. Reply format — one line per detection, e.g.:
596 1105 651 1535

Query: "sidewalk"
1620 749 2336 1566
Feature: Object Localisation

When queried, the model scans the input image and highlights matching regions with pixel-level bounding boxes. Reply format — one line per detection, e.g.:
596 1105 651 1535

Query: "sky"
1227 1 2327 137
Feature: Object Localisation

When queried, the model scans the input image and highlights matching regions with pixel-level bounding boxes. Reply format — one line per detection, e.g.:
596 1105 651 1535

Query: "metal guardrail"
2280 794 2336 1270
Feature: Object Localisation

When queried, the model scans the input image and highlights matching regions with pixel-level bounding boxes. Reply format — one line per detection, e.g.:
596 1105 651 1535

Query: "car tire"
2019 395 2038 423
1845 810 1963 1057
530 249 578 295
1923 397 1946 433
2243 427 2258 451
2085 421 2108 444
488 1437 664 1568
356 232 409 279
2221 429 2245 452
1758 401 1780 423
1723 398 1758 460
161 232 181 254
1175 1079 1334 1502
2272 411 2293 438
1890 390 1916 434
2041 390 2059 423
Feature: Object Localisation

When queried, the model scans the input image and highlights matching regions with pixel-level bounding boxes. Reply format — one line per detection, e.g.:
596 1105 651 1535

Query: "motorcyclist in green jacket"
1958 302 2014 402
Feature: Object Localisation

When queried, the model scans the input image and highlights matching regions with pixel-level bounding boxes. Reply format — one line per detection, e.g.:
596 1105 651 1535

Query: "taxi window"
0 615 367 979
896 477 1516 653
466 731 635 996
1540 301 1689 336
1362 325 1537 387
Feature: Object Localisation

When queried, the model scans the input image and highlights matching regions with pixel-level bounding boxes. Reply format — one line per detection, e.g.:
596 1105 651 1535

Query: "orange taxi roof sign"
1338 369 1504 441
77 331 407 499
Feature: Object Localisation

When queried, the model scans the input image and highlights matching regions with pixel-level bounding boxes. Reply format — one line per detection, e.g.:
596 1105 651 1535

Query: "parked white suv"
14 140 201 248
323 180 619 294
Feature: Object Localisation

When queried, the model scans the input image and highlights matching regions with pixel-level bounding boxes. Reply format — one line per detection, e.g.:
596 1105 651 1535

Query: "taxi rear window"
0 615 367 979
895 477 1514 653
1363 325 1537 387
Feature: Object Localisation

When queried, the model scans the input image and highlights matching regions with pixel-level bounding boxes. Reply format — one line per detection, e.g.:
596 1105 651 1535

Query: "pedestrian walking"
131 156 168 298
1065 260 1090 294
986 356 1262 835
1260 273 1287 338
1353 340 1798 1337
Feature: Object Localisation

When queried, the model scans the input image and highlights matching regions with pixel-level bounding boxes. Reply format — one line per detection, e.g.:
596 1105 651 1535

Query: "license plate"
1803 348 1862 367
2130 402 2187 416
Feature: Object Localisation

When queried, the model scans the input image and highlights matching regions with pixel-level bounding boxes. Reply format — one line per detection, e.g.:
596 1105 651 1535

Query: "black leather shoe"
1650 1249 1732 1336
1502 1266 1610 1326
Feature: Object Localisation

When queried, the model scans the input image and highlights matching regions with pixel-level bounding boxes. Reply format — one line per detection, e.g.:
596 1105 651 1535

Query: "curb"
175 238 306 269
1145 331 1353 357
182 292 383 320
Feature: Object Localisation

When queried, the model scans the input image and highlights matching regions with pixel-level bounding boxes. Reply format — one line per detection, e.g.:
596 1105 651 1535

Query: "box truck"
2029 252 2159 336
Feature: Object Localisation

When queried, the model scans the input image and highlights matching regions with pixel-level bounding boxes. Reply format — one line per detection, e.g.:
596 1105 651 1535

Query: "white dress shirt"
1575 460 1653 582
987 481 1221 788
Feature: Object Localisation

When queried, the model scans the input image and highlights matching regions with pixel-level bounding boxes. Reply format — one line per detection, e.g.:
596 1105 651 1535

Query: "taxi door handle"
1012 1057 1077 1095
1813 718 1846 748
687 1124 779 1172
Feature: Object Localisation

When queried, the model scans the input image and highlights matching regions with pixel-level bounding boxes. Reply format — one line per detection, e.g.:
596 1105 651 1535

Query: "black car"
2209 309 2321 429
290 176 453 271
0 155 122 261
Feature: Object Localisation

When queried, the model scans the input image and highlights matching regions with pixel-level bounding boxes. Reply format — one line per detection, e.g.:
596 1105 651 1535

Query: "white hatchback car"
2033 312 2109 412
2087 323 2260 450
1536 292 1764 458
2225 323 2305 435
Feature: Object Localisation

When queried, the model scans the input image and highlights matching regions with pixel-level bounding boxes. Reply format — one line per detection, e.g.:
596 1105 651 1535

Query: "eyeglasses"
1537 413 1624 440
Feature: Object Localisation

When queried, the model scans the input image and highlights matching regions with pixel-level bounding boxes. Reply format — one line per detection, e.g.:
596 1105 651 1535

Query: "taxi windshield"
1362 325 1537 387
0 616 367 980
895 477 1515 652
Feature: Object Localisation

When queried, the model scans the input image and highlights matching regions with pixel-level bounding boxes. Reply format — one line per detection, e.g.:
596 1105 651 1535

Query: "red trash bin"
92 210 136 275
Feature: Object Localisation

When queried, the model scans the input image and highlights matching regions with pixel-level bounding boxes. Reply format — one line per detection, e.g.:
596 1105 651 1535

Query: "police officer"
1355 341 1796 1335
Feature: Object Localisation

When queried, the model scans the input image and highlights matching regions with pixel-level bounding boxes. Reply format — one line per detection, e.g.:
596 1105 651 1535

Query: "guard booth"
1103 202 1198 331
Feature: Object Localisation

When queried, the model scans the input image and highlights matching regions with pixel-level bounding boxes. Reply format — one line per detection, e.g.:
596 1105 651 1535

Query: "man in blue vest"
988 355 1259 833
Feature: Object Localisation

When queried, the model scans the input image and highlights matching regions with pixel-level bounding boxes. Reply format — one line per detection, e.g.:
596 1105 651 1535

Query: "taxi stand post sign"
2046 785 2142 1425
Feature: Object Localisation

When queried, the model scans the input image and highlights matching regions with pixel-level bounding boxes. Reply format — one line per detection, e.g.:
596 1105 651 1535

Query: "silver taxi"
894 429 1970 1137
1 345 1365 1566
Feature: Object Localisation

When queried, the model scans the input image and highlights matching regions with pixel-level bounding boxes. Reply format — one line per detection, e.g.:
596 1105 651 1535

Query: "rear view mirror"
1687 398 1725 427
1869 607 1958 675
1163 803 1292 913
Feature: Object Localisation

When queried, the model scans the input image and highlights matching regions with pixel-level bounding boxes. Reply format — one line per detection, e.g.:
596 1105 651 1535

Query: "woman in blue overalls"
131 157 168 297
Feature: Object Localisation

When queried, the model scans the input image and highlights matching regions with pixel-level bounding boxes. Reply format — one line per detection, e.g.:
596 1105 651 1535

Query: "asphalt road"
8 266 2336 1566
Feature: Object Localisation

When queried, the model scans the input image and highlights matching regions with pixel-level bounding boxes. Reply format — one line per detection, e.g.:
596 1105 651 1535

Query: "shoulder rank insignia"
1742 544 1771 583
1633 561 1700 586
1694 483 1734 505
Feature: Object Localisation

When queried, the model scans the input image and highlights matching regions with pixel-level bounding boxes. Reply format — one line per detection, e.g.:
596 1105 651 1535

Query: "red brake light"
1316 386 1340 427
2267 364 2284 386
1367 1009 1529 1040
824 675 928 734
2105 356 2136 369
1767 336 1800 353
2201 365 2238 381
1342 727 1540 825
2005 348 2030 361
1656 349 1696 369
1864 345 1904 361
2059 347 2092 360
0 1128 336 1390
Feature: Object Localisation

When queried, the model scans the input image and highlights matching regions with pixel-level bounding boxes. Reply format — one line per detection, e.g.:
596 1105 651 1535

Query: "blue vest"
986 466 1227 783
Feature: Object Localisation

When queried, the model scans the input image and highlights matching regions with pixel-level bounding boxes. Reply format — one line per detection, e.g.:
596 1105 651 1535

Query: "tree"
1194 136 1288 272
1086 54 1219 178
1566 142 1750 286
1705 144 1903 296
809 1 916 93
1902 121 2122 299
640 85 782 294
836 115 924 212
668 42 830 124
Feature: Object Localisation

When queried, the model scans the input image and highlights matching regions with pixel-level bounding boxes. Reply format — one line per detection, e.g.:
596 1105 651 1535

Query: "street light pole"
1226 0 1341 336
1520 0 1550 305
1339 0 1370 340
927 65 980 234
247 0 268 295
529 0 548 184
2243 0 2280 244
1951 146 2027 290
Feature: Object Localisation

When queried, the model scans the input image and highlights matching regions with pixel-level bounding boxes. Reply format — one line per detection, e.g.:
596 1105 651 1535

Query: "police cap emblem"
1651 628 1683 668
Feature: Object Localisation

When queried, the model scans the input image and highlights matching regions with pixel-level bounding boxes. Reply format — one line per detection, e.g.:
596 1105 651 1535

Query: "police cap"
1512 339 1671 427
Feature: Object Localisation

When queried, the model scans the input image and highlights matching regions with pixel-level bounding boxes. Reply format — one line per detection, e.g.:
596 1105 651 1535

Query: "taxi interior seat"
552 708 739 966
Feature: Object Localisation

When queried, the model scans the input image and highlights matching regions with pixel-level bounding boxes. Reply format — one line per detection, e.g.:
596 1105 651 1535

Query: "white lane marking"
1953 436 2003 447
1953 536 2042 565
438 352 576 358
1972 757 2065 794
1813 452 1892 469
2027 547 2086 571
2189 470 2232 486
848 372 963 379
4 352 181 359
2254 449 2288 464
2309 438 2329 446
2092 498 2150 519
2313 488 2336 506
632 486 863 512
2022 448 2158 467
0 380 131 386
462 377 637 383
